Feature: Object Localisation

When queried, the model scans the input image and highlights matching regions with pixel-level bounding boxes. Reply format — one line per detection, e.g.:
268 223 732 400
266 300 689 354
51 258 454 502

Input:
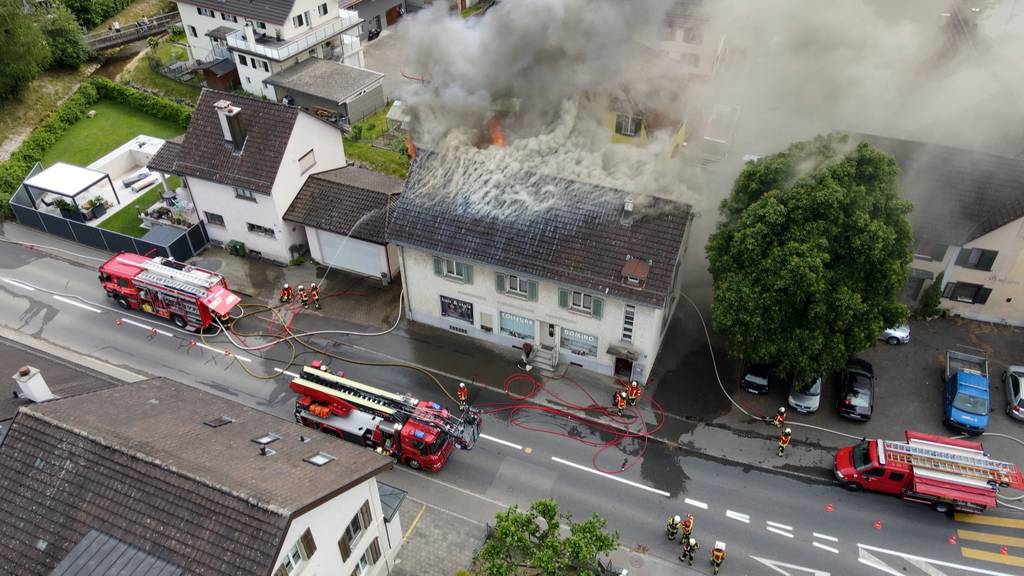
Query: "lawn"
123 56 202 104
98 176 179 237
41 99 185 167
342 105 410 179
0 68 94 161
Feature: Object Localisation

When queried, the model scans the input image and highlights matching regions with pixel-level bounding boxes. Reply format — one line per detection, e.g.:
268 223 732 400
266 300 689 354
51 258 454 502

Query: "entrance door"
615 357 633 379
539 322 558 350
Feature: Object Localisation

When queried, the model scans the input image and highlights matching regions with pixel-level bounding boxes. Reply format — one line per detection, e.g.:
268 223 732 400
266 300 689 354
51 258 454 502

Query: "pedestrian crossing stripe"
961 547 1024 568
955 513 1024 529
957 529 1024 548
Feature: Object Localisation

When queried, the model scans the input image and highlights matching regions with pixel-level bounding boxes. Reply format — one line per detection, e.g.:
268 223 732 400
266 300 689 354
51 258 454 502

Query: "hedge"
0 78 193 219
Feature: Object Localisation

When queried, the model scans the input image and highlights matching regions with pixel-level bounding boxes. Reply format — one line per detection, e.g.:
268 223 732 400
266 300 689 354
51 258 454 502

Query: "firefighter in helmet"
309 282 321 309
280 283 294 303
711 542 727 574
626 380 642 406
613 389 627 416
665 515 682 541
772 406 786 428
298 284 309 309
778 428 792 457
679 537 699 565
681 513 694 539
457 382 469 410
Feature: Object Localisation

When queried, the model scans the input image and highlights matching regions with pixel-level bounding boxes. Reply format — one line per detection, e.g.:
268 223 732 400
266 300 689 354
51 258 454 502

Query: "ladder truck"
99 252 240 331
290 361 482 472
834 430 1024 514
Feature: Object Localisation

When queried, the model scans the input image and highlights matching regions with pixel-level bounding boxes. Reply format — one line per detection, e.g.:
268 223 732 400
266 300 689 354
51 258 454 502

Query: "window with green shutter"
496 272 507 293
558 288 569 308
526 280 538 302
592 297 604 319
463 264 474 284
433 256 443 276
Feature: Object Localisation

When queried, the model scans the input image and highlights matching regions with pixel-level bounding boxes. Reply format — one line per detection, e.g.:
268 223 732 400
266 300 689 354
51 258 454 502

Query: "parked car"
1004 366 1024 422
788 376 822 414
741 364 771 394
837 358 874 421
943 350 990 435
880 325 911 345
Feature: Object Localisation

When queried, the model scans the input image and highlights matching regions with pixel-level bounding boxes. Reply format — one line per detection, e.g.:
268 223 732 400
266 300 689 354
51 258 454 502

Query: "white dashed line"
480 434 524 450
813 532 839 542
767 526 795 538
684 498 708 509
551 457 671 497
725 510 750 523
813 542 839 554
2 278 35 291
767 521 794 531
195 341 253 363
119 317 173 337
53 295 102 313
273 367 300 378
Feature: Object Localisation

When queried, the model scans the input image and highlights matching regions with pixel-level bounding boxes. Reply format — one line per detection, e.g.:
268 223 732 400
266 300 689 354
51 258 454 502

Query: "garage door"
316 229 381 277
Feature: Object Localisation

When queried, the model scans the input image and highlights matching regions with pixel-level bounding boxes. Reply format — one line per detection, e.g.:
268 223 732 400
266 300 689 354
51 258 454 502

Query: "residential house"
148 89 347 263
176 0 366 99
0 376 403 576
862 135 1024 326
388 152 693 382
645 0 726 80
342 0 407 39
267 58 386 124
602 91 688 159
285 165 403 284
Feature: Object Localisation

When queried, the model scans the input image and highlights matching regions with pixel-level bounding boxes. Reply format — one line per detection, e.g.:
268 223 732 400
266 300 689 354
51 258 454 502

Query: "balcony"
226 10 363 62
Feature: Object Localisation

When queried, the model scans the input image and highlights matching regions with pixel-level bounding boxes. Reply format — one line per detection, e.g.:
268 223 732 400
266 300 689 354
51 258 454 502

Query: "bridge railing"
85 12 181 51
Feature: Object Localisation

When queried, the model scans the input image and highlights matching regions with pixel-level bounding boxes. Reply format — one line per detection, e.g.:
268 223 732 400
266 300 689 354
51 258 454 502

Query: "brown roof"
147 140 182 174
284 165 403 244
0 378 391 575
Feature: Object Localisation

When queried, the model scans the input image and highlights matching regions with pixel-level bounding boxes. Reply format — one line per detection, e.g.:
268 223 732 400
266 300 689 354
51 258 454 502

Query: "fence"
85 12 181 52
10 164 209 262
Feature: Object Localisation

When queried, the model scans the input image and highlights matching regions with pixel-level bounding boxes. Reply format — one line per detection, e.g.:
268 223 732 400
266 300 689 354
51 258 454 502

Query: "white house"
642 0 726 81
0 377 403 576
387 152 693 382
148 89 347 263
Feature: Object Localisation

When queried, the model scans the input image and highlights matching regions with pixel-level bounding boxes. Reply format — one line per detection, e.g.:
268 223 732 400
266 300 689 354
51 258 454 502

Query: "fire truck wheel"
933 502 951 514
116 296 130 309
171 315 187 329
405 458 422 470
844 482 862 492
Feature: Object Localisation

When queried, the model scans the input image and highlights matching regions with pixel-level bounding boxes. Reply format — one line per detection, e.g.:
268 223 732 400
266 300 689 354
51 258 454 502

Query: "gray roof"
204 25 236 40
266 59 384 105
387 152 692 306
51 530 183 576
184 0 296 26
666 0 709 27
284 165 402 244
859 135 1024 247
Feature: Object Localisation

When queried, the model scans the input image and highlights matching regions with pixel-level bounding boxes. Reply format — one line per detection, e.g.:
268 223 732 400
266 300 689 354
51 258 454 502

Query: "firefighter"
626 380 642 406
772 406 786 428
778 428 792 457
309 282 321 309
679 537 699 565
613 389 627 416
279 283 293 303
298 284 309 309
457 382 469 410
681 513 694 540
711 542 727 574
520 341 534 372
666 515 682 541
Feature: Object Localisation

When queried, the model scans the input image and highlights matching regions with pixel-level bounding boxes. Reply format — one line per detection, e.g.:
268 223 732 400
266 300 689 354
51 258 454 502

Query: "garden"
343 104 411 179
122 33 202 104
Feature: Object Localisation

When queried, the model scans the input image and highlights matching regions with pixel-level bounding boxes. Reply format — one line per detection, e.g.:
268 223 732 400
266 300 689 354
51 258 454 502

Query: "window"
684 26 703 44
684 53 701 68
888 472 905 482
318 2 329 16
942 281 992 305
864 468 885 478
245 76 251 84
221 12 238 22
234 187 257 201
956 248 998 271
188 25 198 37
256 21 267 29
247 222 276 237
508 275 528 295
558 288 604 318
238 54 248 67
292 14 305 27
622 304 636 343
308 48 317 57
614 114 641 137
197 7 215 17
261 60 270 72
913 241 948 261
298 149 316 173
275 529 316 576
337 501 372 561
496 273 537 300
351 538 381 576
560 328 598 357
572 291 593 311
499 311 535 340
204 212 226 227
433 256 473 283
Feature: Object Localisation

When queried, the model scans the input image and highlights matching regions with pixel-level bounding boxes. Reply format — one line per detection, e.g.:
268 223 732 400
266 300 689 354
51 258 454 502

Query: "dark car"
837 358 874 421
741 364 771 394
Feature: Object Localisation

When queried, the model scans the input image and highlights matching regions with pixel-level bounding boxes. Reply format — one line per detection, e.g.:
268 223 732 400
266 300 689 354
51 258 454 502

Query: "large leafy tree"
706 133 912 384
38 3 90 69
0 0 51 102
478 498 618 576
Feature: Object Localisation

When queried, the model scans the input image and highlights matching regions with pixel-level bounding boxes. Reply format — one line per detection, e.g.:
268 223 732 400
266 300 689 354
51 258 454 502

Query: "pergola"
21 162 120 211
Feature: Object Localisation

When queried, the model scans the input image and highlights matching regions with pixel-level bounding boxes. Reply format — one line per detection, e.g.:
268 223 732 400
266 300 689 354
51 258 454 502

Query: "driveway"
362 17 421 99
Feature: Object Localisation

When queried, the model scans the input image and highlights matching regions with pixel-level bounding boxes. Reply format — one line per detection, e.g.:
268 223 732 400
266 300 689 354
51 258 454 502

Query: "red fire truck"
99 252 240 331
291 361 482 472
834 430 1024 514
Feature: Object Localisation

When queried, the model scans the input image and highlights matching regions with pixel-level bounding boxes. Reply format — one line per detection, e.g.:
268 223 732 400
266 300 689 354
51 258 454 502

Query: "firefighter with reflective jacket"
681 513 694 539
613 389 627 416
309 283 321 309
778 428 792 457
665 515 682 541
772 406 786 428
298 284 309 309
280 283 294 303
457 382 469 411
711 542 727 574
626 380 642 406
679 537 699 565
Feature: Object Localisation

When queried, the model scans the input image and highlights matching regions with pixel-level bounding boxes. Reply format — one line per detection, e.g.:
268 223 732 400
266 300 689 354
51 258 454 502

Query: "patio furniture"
22 163 120 219
122 170 152 188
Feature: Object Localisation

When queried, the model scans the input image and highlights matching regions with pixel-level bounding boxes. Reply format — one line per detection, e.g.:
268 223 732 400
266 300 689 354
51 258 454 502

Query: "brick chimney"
214 99 247 153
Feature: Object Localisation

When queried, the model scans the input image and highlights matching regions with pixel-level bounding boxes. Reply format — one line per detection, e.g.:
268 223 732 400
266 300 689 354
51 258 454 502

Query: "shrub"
350 125 364 141
917 271 944 319
37 3 91 70
288 255 306 266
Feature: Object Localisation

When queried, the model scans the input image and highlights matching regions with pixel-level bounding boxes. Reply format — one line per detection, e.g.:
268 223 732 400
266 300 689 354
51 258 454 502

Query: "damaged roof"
388 152 692 306
284 165 403 244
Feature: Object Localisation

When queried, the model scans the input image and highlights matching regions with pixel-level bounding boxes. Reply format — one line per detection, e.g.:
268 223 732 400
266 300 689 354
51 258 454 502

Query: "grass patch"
153 41 188 66
123 57 202 104
41 99 185 167
98 176 179 237
0 68 94 159
342 104 409 179
461 4 483 17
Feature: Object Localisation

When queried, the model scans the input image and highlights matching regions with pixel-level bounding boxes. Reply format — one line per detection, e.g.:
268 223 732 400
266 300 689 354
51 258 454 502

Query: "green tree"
707 133 913 384
477 499 618 576
917 271 944 318
0 0 51 102
38 3 90 69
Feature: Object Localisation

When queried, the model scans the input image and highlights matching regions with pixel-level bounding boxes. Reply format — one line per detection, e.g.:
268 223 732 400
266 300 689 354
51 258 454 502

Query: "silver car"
1004 366 1024 421
880 324 911 345
788 376 823 414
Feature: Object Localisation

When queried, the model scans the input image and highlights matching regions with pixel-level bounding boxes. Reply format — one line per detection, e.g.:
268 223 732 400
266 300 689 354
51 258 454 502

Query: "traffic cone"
1000 546 1008 555
947 535 957 545
825 503 834 513
223 349 232 357
873 520 883 530
150 327 158 337
115 319 123 327
188 339 196 348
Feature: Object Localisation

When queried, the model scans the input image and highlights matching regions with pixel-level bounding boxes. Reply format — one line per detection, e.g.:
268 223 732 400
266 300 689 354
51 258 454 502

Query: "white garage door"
316 229 382 277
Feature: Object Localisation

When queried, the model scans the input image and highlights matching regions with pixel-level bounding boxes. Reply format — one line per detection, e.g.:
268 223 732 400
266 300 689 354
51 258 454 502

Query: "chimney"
13 366 56 403
213 99 247 152
243 21 256 45
620 196 634 227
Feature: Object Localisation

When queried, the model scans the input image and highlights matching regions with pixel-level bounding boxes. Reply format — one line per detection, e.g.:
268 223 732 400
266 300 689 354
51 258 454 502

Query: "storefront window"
440 295 474 324
560 328 598 357
500 311 535 340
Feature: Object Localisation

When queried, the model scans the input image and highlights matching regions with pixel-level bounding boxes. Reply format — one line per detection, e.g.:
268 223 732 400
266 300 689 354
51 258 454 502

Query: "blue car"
943 350 990 435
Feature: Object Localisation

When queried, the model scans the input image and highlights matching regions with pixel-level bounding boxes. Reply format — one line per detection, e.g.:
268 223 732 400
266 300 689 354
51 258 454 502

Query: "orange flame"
488 116 505 147
405 135 417 159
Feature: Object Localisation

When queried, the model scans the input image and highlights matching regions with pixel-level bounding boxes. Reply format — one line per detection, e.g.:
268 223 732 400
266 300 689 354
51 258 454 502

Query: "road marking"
725 510 750 523
767 521 794 531
859 543 1018 576
955 514 1024 530
859 549 904 576
119 317 173 337
479 434 524 451
273 367 300 378
2 278 35 291
195 341 253 363
684 497 708 509
403 504 427 540
813 542 839 554
908 557 951 576
957 529 1024 548
550 456 670 497
53 295 101 313
767 526 794 538
961 547 1024 568
750 555 830 575
813 533 838 542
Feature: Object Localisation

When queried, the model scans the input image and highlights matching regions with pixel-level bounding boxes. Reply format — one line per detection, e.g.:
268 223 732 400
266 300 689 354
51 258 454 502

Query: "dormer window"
621 258 650 289
625 275 642 286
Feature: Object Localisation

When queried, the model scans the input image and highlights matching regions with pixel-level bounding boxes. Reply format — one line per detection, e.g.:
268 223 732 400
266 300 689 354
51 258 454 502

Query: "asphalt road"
0 242 1020 575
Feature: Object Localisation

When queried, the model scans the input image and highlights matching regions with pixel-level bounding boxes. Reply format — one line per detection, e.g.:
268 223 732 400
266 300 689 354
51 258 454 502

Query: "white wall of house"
178 2 244 62
307 227 397 282
270 477 400 576
184 178 299 262
274 113 347 218
397 245 666 380
940 218 1024 326
284 0 340 37
234 52 277 98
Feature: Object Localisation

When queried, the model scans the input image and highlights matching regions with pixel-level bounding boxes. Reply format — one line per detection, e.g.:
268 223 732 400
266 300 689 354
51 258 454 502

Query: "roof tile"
284 165 402 244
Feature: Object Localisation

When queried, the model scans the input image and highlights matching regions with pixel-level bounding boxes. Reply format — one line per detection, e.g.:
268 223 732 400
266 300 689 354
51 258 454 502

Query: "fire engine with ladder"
834 430 1024 514
291 361 482 472
99 252 240 331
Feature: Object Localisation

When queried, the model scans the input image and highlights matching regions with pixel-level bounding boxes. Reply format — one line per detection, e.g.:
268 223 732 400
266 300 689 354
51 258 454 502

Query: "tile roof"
184 0 297 26
284 165 402 244
51 530 183 576
0 378 392 576
146 141 181 174
170 89 304 195
266 59 384 105
388 152 692 306
859 135 1024 246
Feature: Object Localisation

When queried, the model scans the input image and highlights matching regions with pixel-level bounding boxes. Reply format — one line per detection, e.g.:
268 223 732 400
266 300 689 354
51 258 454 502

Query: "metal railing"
85 12 182 52
226 11 362 61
